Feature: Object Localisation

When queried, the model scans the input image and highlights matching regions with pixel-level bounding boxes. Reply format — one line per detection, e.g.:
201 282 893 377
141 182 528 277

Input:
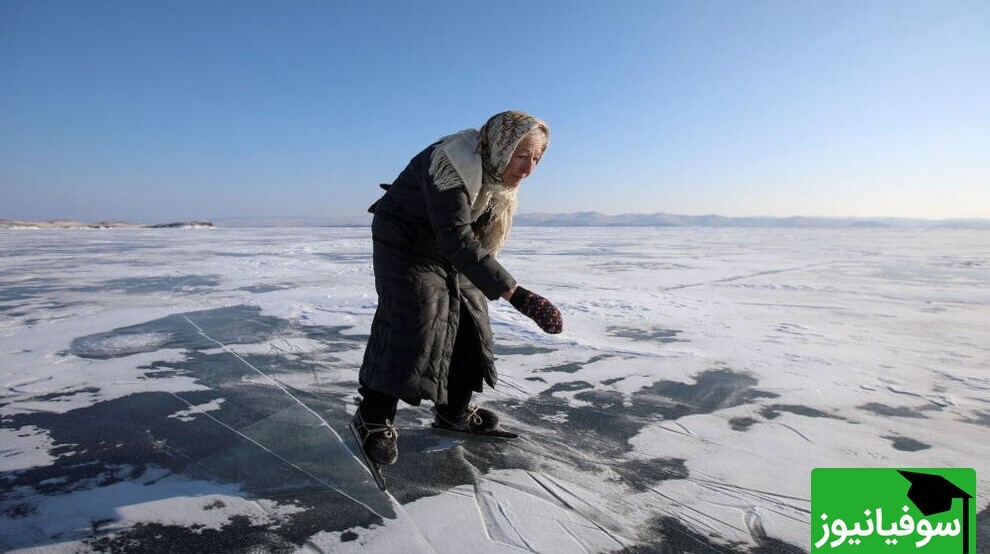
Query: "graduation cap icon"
898 470 973 554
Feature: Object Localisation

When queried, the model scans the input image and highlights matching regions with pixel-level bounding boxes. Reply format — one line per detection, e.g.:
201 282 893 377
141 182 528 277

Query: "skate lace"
354 413 398 445
464 404 484 427
434 403 485 429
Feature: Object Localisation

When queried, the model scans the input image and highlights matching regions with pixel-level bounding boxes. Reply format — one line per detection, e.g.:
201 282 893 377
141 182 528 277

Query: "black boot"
354 388 399 465
434 404 500 433
351 410 399 465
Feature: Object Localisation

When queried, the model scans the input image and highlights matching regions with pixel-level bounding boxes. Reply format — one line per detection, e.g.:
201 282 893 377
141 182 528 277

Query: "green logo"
811 468 976 553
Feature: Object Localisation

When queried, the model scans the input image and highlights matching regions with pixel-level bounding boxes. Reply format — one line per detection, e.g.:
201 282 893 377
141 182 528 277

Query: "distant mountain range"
216 212 990 229
0 219 214 229
6 214 988 229
216 216 369 228
513 212 990 229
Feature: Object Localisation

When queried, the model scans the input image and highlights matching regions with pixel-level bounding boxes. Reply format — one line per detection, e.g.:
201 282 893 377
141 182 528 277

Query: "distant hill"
8 214 987 229
214 216 368 228
0 219 214 229
209 212 990 229
512 212 990 229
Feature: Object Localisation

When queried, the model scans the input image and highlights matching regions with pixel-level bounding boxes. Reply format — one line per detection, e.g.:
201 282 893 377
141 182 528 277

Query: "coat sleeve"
422 183 517 300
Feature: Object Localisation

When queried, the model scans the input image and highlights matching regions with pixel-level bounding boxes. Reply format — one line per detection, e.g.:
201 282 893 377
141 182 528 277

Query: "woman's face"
502 133 546 189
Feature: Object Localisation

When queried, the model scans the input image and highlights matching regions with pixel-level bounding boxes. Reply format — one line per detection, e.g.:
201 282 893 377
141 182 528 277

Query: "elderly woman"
353 111 562 473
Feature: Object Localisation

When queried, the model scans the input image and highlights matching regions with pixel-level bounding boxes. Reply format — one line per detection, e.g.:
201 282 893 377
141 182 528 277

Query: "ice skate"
432 404 518 438
349 411 398 490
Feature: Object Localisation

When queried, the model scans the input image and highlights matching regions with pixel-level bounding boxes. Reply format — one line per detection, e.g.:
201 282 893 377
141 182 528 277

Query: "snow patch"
0 426 58 472
167 397 226 422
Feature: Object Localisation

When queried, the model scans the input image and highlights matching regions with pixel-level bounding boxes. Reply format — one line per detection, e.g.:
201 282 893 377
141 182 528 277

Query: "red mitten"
509 286 563 334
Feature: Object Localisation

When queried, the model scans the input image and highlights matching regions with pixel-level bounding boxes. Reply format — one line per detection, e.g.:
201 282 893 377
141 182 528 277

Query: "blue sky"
2 0 988 222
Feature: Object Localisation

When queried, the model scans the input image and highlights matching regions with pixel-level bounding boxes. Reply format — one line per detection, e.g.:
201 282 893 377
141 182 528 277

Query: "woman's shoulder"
402 142 439 178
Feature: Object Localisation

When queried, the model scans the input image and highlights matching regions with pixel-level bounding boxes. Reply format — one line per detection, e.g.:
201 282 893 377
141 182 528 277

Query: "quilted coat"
359 143 517 404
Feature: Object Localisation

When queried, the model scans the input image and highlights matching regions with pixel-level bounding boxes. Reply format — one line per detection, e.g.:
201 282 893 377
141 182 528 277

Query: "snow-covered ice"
1 227 987 553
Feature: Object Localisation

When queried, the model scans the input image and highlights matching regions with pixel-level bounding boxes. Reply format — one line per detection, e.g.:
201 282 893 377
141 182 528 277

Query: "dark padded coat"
359 144 517 404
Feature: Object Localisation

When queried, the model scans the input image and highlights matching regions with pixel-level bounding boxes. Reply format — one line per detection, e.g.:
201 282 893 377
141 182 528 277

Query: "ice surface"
1 227 988 553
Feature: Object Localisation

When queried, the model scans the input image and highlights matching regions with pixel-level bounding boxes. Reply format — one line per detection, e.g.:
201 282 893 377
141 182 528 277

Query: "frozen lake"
1 227 988 553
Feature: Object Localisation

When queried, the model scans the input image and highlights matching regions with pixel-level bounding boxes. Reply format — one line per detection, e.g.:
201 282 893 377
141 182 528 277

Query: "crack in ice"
180 314 441 553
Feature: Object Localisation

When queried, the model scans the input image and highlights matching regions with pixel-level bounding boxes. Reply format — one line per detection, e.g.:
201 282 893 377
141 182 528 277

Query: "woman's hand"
507 286 563 334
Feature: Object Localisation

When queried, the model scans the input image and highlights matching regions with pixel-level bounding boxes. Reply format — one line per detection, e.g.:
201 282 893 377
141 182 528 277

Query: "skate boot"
432 404 517 438
350 411 399 466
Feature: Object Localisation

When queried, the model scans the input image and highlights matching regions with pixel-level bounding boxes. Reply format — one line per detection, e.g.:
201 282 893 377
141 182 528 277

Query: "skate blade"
430 422 518 439
349 421 388 491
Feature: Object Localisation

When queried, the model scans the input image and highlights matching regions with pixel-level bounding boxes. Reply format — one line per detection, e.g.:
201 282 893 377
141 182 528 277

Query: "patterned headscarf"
429 110 549 256
479 110 550 186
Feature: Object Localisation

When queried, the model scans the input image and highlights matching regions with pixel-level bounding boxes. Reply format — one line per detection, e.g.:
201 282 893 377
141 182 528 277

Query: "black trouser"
359 303 484 424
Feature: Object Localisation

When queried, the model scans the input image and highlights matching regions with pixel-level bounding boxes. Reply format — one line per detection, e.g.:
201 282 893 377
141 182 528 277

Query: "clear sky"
2 0 988 223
